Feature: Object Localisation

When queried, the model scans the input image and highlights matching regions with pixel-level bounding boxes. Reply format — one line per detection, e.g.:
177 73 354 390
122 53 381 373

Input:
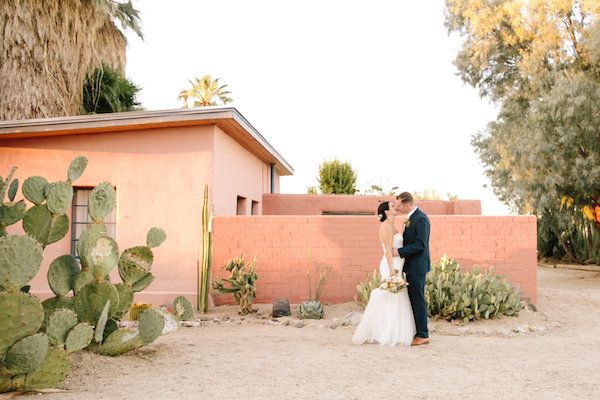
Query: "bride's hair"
377 201 390 222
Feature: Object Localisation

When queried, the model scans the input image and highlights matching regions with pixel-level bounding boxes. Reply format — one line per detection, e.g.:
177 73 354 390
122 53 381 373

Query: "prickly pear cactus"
0 234 43 292
22 176 49 205
88 182 116 222
297 300 324 320
4 333 50 375
146 227 166 248
47 255 80 296
65 323 94 353
46 308 78 346
172 296 193 321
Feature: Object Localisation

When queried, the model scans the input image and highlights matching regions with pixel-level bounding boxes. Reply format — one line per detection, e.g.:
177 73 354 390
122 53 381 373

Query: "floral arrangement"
379 275 408 294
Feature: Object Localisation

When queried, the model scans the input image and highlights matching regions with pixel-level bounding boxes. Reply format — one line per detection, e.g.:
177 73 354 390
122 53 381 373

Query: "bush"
318 159 357 195
426 256 524 322
212 255 258 315
81 64 141 114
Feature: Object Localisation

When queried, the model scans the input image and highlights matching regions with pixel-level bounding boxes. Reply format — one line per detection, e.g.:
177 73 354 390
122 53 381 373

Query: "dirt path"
18 266 600 400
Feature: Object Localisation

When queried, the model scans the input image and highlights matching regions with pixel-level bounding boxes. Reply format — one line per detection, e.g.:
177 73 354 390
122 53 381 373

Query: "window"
236 196 247 215
71 187 117 256
251 200 259 215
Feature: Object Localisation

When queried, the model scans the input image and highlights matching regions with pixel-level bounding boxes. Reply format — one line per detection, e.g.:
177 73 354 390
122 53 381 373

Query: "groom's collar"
407 206 418 219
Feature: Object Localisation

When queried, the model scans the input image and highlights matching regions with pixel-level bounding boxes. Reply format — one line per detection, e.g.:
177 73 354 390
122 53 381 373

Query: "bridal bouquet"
380 275 408 294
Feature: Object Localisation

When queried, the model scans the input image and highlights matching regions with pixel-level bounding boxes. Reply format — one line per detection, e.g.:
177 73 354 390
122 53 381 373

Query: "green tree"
178 75 233 108
447 0 600 262
81 64 141 114
318 159 358 195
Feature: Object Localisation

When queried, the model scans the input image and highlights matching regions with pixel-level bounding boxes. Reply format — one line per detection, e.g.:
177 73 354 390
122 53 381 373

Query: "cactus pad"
7 178 19 201
118 246 153 286
98 328 143 356
89 235 119 279
47 255 80 296
14 347 70 391
146 227 166 248
131 272 155 292
88 182 116 222
0 292 44 354
73 281 119 324
0 366 12 392
0 234 43 291
139 308 165 344
77 222 107 268
46 308 78 346
172 296 193 321
114 283 134 319
67 156 88 181
94 300 111 343
102 319 118 342
41 296 73 330
23 204 69 246
65 323 94 353
74 269 94 293
46 181 73 215
22 176 49 205
5 333 49 375
0 200 25 227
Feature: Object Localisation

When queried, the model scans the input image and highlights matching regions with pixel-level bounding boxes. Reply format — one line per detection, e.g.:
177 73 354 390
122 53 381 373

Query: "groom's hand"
392 248 400 257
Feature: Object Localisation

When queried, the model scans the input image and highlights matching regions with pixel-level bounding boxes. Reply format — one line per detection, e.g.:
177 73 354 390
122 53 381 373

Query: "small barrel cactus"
128 302 152 321
297 300 324 320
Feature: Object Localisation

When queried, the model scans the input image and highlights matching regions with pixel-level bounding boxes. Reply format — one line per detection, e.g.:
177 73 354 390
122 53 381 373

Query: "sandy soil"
14 266 600 400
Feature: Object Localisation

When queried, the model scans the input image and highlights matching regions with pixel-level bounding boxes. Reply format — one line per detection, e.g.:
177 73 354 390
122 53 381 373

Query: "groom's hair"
396 192 413 204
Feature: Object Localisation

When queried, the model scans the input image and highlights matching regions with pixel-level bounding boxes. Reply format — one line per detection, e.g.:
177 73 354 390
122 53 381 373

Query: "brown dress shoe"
411 337 430 346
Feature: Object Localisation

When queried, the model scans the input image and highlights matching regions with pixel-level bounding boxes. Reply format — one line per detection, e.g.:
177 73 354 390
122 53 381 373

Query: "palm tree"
178 75 233 108
0 0 143 120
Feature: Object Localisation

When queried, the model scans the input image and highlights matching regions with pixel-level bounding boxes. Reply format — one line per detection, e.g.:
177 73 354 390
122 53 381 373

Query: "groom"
392 192 430 346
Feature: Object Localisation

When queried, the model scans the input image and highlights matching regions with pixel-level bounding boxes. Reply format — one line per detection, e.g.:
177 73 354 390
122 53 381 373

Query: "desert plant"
172 296 193 321
81 63 141 114
198 185 212 313
426 256 524 323
354 269 381 309
128 302 152 321
317 159 357 195
212 255 258 315
0 157 168 392
296 300 324 320
296 245 331 320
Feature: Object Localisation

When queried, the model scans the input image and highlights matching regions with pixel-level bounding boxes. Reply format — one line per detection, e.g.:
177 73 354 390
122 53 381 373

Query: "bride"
352 201 416 346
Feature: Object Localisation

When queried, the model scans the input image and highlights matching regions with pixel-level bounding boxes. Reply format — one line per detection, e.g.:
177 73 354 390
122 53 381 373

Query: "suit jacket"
398 208 431 275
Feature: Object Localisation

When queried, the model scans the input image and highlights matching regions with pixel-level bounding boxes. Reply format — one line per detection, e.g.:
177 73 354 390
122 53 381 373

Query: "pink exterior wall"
211 126 275 215
0 126 215 305
211 215 537 305
262 194 481 216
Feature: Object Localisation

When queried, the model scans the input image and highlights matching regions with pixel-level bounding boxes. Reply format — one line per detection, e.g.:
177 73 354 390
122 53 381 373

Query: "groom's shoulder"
415 208 429 222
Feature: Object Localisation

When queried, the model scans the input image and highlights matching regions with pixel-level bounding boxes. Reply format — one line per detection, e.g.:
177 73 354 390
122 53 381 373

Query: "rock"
200 316 212 321
282 320 290 326
234 320 242 325
328 318 341 329
497 328 512 337
457 327 470 335
527 303 538 312
293 321 305 328
267 320 280 326
513 325 527 334
341 312 363 327
182 321 201 328
272 298 291 318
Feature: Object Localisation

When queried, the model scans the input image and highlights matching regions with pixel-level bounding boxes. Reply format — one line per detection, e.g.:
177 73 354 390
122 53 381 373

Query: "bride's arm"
381 226 395 277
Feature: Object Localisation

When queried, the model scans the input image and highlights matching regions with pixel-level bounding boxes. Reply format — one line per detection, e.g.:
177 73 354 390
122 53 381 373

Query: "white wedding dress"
352 233 416 346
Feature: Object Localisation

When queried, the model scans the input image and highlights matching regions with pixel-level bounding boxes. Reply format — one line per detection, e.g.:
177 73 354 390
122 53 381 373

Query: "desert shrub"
212 255 258 315
318 159 357 195
426 256 524 323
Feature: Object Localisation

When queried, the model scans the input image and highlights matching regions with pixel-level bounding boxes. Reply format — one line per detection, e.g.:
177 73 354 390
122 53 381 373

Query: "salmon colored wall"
0 126 214 305
262 194 482 216
211 215 537 305
212 126 270 215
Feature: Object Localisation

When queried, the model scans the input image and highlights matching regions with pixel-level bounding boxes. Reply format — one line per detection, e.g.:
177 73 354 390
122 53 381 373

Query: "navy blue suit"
398 207 430 338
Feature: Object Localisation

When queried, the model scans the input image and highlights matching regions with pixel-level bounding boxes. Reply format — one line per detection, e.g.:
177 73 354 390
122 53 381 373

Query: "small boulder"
272 298 291 318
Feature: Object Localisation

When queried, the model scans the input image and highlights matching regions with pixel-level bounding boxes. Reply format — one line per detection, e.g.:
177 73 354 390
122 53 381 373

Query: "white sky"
125 0 511 215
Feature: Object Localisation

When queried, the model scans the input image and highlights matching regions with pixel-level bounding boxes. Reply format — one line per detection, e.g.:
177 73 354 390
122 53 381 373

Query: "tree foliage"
447 0 600 262
178 75 233 108
81 64 141 114
318 159 358 195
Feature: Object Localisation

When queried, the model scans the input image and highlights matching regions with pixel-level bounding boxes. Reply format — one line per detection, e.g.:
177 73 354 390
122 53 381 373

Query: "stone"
457 327 470 335
293 321 305 328
282 320 290 326
182 321 201 328
328 318 341 330
513 325 527 334
272 298 291 318
341 312 363 327
267 320 280 326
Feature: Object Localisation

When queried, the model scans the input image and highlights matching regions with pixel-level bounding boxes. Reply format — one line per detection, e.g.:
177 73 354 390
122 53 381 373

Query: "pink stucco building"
0 107 293 303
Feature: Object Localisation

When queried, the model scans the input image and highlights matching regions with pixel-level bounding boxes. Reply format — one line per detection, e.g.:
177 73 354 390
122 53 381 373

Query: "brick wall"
262 194 481 216
211 215 537 306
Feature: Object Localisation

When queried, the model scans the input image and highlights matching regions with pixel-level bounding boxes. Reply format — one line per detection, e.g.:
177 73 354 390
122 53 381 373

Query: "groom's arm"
398 217 429 258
